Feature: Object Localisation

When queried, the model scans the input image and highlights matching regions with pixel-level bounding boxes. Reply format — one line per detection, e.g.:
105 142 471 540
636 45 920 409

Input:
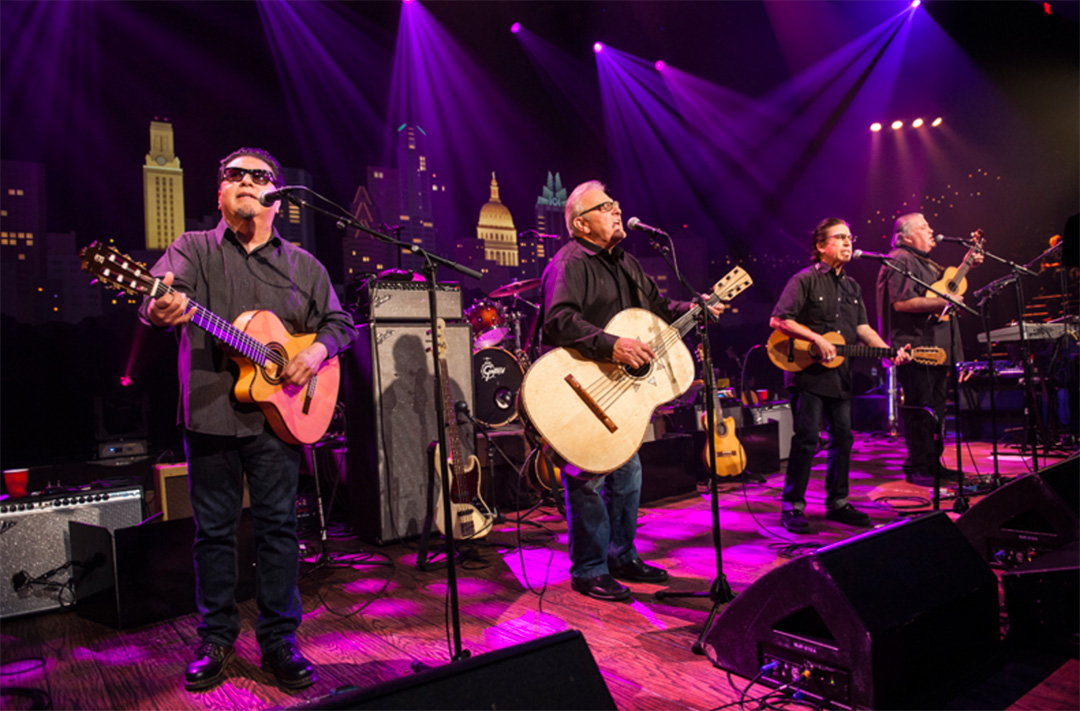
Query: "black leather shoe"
184 641 234 692
571 574 631 601
609 558 669 583
781 509 811 533
825 503 872 527
261 642 317 689
905 470 937 487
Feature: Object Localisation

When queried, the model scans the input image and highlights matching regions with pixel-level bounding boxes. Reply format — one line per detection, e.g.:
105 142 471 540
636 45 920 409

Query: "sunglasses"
221 166 276 186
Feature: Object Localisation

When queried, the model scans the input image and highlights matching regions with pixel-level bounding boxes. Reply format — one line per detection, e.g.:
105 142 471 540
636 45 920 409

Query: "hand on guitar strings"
148 271 193 327
888 343 913 367
282 342 328 388
613 337 655 368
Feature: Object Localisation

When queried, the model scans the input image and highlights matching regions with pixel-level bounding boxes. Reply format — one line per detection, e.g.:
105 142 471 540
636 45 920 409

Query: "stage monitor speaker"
704 512 1000 710
1002 541 1079 657
956 455 1079 569
70 511 256 629
0 485 144 619
344 321 475 544
153 462 250 520
295 630 615 710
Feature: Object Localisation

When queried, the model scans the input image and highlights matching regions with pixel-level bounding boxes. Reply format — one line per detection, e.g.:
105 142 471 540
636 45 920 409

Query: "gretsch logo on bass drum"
479 357 506 382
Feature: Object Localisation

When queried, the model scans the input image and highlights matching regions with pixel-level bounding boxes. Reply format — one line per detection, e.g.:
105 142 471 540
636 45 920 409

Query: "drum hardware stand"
878 256 978 513
284 189 482 664
642 228 733 654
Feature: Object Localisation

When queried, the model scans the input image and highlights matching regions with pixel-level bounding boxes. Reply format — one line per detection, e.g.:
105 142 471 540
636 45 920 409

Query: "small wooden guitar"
701 409 746 477
79 242 339 445
520 267 753 474
927 228 985 322
432 319 492 540
766 329 946 372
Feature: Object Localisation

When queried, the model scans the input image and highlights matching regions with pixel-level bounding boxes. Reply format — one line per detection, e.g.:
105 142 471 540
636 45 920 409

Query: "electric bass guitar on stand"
432 319 493 540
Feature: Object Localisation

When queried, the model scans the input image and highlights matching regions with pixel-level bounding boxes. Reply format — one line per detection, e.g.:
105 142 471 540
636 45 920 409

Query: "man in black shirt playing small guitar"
770 218 910 534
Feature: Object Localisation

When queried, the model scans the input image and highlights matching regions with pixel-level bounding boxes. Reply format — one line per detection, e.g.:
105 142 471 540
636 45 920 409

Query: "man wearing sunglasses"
139 148 354 691
536 180 725 602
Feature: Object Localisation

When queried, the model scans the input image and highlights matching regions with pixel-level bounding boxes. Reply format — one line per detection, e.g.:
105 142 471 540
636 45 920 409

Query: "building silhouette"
477 173 518 267
143 119 186 251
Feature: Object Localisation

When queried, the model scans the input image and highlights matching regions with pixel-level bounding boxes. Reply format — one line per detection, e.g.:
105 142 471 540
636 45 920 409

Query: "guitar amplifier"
0 484 144 618
350 280 463 322
747 402 793 460
153 463 249 520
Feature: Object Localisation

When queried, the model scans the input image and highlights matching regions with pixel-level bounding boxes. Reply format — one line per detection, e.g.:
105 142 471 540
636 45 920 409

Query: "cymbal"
489 278 541 298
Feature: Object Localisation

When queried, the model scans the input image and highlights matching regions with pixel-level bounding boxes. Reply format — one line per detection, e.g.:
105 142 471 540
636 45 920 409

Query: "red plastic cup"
3 469 28 498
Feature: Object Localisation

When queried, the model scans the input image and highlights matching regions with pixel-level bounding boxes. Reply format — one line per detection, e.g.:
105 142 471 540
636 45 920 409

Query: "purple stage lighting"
912 117 924 128
655 60 665 71
932 117 943 127
510 22 520 34
593 42 604 54
891 120 904 130
870 122 883 132
911 0 921 8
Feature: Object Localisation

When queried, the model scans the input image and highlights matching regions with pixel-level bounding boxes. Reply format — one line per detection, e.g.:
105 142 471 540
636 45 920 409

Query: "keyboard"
977 322 1077 343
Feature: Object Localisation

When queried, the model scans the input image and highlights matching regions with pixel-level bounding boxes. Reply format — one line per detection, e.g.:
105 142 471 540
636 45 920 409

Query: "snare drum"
472 347 524 427
465 299 509 350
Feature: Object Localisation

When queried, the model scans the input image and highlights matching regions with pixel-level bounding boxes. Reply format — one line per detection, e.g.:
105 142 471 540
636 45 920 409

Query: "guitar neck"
950 248 979 286
835 343 895 360
671 292 721 338
438 357 466 480
151 281 271 363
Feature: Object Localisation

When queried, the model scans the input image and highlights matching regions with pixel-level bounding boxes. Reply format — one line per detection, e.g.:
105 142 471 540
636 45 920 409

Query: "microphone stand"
877 257 977 512
646 231 734 655
281 192 481 664
972 274 1016 490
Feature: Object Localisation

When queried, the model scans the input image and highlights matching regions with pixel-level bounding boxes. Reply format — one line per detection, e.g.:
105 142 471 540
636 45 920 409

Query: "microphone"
935 234 968 244
454 400 471 415
852 249 893 262
257 186 301 207
626 217 669 238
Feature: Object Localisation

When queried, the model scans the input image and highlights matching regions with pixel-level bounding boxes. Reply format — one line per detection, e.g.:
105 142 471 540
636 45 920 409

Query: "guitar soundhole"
262 342 289 385
624 362 651 378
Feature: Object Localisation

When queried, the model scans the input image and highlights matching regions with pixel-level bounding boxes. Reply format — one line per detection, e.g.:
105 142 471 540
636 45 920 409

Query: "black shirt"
876 246 961 364
771 261 869 399
539 236 690 360
138 220 355 437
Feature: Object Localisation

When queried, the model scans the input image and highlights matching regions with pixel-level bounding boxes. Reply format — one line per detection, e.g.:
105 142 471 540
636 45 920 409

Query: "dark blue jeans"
782 389 852 513
563 453 642 580
184 429 302 654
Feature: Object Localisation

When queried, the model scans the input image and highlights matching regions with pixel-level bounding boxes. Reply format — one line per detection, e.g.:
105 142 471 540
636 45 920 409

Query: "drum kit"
466 277 541 428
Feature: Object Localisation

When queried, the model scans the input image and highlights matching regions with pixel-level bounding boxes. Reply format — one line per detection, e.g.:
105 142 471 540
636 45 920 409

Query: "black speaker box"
70 511 256 629
736 420 780 475
704 512 1000 710
1002 541 1079 657
0 485 144 618
294 630 615 710
639 434 698 503
343 322 475 544
956 455 1079 569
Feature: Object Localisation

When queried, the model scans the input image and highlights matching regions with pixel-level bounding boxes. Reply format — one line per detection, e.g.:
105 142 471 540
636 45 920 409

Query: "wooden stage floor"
1 435 1077 711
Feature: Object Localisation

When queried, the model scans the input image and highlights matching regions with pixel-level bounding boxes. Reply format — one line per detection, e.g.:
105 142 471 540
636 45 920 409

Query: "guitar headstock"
435 318 448 359
712 266 753 303
79 241 156 297
970 228 986 249
911 346 947 367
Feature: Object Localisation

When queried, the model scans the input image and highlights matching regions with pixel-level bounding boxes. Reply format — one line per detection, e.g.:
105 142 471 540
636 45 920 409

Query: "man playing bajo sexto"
770 218 911 534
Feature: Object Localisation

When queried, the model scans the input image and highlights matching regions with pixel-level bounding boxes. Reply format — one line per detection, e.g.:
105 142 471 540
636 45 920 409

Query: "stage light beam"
870 122 882 132
593 42 604 54
510 22 520 34
655 60 665 71
931 117 943 127
891 120 903 130
912 118 924 128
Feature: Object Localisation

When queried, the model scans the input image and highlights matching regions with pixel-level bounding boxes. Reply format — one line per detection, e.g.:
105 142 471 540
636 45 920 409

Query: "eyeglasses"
578 200 619 218
221 166 276 186
828 233 858 243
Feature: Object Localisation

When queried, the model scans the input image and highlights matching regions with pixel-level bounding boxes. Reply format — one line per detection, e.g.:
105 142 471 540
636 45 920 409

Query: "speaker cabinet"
153 462 250 520
704 512 1000 710
1002 541 1079 657
70 512 256 629
747 402 793 460
298 630 615 710
0 485 144 618
956 455 1079 568
344 322 475 544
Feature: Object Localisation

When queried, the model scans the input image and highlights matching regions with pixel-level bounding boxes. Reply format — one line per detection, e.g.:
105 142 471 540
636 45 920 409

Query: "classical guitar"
701 409 746 478
432 319 492 540
79 241 339 445
927 228 985 322
519 267 753 474
765 329 946 373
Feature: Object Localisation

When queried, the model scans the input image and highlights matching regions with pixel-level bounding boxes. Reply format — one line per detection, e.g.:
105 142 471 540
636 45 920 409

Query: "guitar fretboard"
835 344 895 360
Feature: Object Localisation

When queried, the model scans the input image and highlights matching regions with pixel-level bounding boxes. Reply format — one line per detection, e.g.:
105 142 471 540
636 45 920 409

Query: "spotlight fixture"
911 0 921 8
931 117 943 127
912 118 924 128
510 22 521 34
593 42 604 54
891 120 904 130
870 122 883 132
655 60 665 71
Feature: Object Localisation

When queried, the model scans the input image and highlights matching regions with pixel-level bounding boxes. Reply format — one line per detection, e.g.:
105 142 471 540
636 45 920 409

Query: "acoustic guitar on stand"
928 228 985 322
519 267 753 474
701 402 746 477
432 319 493 540
766 329 946 372
79 241 339 445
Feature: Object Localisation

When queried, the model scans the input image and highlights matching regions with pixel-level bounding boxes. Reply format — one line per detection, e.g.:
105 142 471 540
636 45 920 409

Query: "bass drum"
472 347 524 427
